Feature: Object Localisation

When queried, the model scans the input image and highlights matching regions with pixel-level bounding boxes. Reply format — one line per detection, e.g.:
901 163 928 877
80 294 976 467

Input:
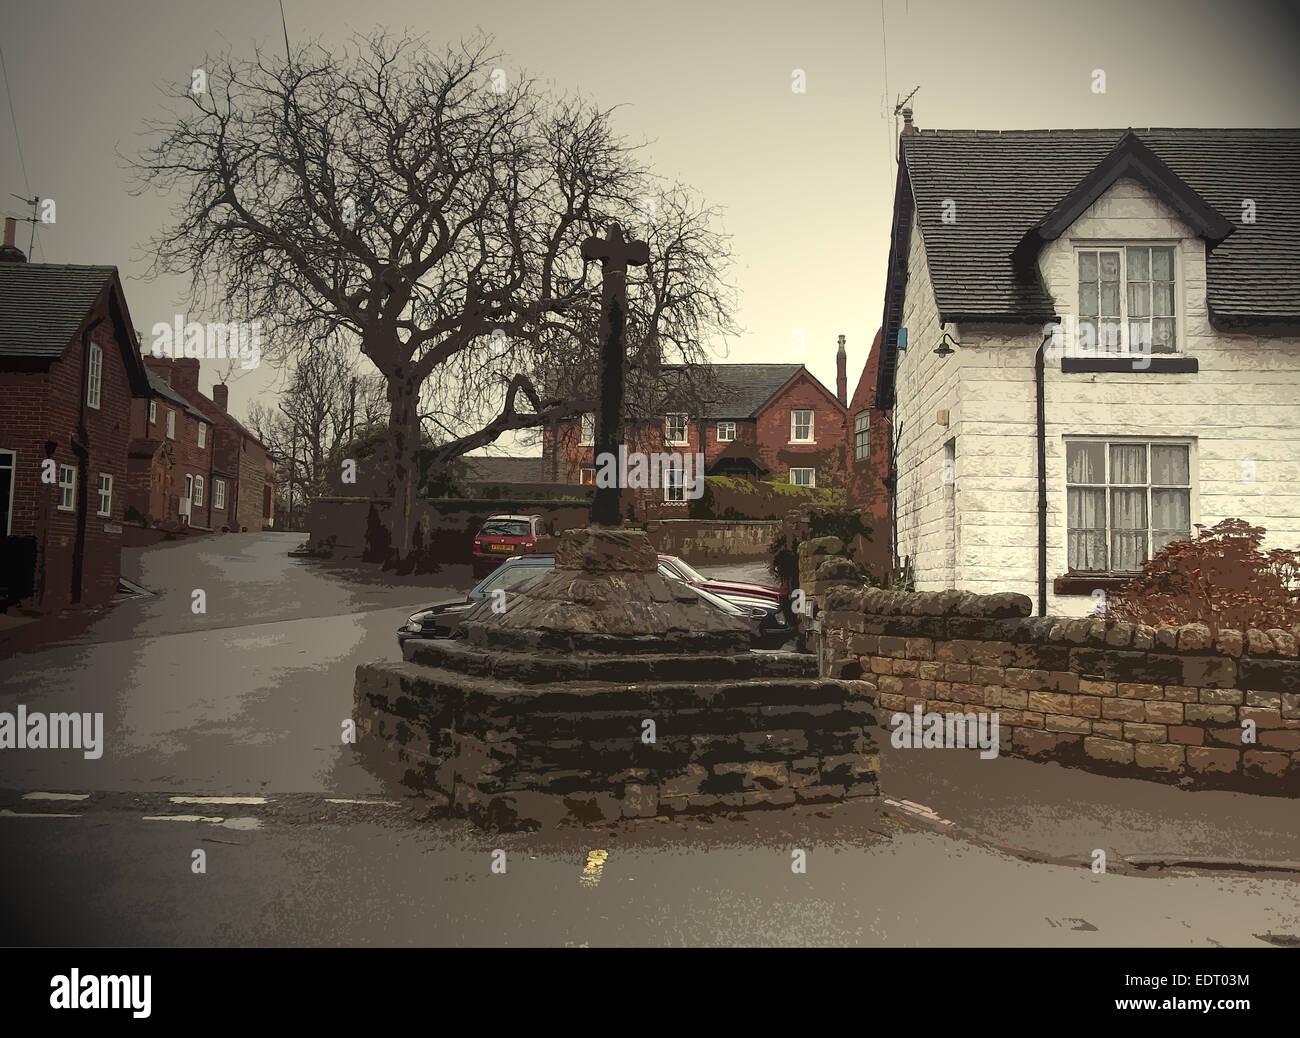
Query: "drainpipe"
1035 327 1054 617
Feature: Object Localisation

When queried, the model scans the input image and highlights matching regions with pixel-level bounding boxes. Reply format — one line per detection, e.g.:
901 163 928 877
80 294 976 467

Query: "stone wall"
643 519 780 562
354 639 880 829
820 586 1300 791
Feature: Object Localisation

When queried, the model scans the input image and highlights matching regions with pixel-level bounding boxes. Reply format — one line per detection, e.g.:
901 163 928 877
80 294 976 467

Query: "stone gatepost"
354 527 881 830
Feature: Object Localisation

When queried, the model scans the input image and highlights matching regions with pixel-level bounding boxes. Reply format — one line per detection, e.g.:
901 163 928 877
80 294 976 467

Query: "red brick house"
543 352 850 519
136 357 275 533
845 328 894 581
0 224 150 611
124 365 215 531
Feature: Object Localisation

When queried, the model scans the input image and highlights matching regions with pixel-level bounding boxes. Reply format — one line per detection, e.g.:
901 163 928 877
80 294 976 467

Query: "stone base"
354 639 881 830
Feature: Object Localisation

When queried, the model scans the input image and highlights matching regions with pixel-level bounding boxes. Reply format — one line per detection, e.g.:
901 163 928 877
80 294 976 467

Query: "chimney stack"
212 383 229 412
0 217 27 263
901 106 917 136
836 334 847 407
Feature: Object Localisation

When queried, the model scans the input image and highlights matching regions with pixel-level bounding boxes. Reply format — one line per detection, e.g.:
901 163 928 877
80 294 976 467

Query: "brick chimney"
0 217 27 263
212 383 229 412
901 106 917 136
836 334 847 406
168 358 201 397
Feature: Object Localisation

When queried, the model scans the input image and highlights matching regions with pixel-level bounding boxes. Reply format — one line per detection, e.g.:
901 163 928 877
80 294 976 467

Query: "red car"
472 514 546 572
656 554 781 602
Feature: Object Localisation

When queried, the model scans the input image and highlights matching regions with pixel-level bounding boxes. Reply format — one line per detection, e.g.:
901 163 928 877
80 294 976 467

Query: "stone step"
402 638 819 683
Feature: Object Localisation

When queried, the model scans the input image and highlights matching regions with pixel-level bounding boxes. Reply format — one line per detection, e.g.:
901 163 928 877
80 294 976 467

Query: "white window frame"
716 421 736 442
664 462 686 502
664 413 689 447
1074 243 1181 355
213 478 226 510
0 449 15 535
579 413 595 447
790 409 814 443
1064 436 1197 575
854 411 870 460
96 473 113 517
194 475 204 508
86 343 103 409
198 423 207 449
579 467 596 486
57 464 77 512
166 409 176 440
149 400 157 424
789 467 815 488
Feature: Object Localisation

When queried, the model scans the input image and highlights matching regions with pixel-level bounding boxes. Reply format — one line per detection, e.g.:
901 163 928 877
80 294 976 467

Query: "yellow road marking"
580 849 609 887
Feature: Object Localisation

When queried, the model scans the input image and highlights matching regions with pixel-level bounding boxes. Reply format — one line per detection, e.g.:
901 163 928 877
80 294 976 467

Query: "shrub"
1104 518 1300 633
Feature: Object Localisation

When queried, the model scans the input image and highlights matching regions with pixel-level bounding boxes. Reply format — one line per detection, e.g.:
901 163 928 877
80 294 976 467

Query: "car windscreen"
479 519 531 537
670 557 707 583
479 561 553 594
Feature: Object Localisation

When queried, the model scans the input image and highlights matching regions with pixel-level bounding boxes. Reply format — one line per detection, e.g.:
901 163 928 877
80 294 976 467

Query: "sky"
2 0 1299 453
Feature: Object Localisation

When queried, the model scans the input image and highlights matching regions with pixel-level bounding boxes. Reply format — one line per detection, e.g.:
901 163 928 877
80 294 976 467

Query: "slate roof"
145 368 207 421
876 127 1300 408
461 456 551 484
0 263 117 357
901 127 1300 323
660 363 805 419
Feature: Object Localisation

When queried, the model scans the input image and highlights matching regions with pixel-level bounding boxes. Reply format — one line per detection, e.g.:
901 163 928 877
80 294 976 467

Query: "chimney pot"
901 106 917 135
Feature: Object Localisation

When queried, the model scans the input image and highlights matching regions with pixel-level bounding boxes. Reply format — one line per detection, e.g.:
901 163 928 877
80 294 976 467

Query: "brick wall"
1 310 134 609
643 518 780 562
821 586 1300 791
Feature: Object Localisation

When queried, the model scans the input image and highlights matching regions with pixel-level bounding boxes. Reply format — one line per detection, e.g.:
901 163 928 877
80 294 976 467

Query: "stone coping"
824 587 1300 660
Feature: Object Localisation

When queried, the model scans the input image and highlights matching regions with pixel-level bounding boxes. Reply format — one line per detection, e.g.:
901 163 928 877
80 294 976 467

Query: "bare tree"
248 338 387 516
130 31 736 554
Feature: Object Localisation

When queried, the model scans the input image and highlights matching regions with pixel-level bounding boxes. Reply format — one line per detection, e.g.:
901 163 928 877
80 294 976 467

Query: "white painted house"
875 118 1300 617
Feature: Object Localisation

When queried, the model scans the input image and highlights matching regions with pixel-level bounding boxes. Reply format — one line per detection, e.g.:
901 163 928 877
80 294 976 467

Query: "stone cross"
581 222 650 527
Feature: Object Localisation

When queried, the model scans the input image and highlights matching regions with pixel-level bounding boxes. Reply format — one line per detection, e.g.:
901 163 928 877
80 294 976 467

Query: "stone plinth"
353 527 881 829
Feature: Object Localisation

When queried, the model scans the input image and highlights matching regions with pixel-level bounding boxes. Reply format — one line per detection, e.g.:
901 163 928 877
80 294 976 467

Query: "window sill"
1061 357 1197 373
1053 574 1139 595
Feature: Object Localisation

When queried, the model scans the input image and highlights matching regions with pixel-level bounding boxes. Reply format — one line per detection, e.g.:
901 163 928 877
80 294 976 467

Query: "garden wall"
820 586 1300 792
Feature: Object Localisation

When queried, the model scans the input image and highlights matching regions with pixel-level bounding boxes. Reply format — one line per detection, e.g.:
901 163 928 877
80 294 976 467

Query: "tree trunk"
387 374 421 558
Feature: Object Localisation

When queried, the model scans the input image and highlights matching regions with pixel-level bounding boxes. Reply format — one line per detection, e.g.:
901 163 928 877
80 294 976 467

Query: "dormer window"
1077 246 1177 354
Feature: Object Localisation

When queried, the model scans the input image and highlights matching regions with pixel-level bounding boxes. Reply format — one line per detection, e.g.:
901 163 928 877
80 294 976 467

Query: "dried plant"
1104 518 1300 634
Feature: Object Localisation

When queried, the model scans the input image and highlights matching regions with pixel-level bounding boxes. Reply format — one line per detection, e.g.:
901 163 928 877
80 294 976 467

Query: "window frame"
664 461 686 502
198 422 207 449
213 478 226 510
789 467 816 488
716 421 736 442
194 475 204 508
57 464 77 512
96 472 113 517
579 413 595 447
1064 436 1196 576
166 409 176 440
664 413 689 447
854 411 870 460
0 449 15 536
148 400 157 424
579 467 596 486
1073 243 1181 356
86 343 103 409
790 409 814 443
